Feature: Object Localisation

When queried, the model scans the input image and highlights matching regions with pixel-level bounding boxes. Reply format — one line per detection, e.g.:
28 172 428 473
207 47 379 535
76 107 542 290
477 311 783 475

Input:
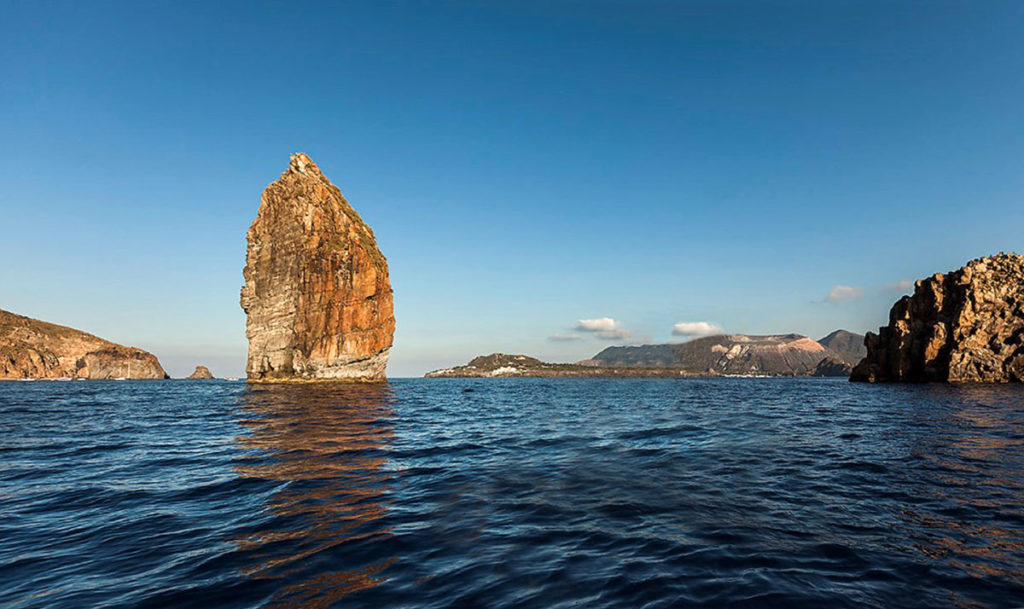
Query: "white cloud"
594 329 632 341
671 321 724 337
576 317 618 332
884 279 915 292
566 317 632 341
548 333 583 342
826 285 864 302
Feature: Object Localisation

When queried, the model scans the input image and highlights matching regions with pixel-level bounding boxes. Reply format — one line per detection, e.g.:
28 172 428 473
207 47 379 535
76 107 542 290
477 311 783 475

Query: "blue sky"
2 1 1023 377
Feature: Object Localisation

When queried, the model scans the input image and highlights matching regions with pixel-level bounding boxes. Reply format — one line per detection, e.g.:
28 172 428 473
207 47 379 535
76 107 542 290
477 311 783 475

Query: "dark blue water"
1 379 1023 608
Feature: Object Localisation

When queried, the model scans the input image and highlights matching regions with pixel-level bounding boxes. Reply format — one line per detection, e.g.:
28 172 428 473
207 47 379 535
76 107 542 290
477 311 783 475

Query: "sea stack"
187 365 214 380
0 309 168 380
240 153 395 382
851 253 1024 383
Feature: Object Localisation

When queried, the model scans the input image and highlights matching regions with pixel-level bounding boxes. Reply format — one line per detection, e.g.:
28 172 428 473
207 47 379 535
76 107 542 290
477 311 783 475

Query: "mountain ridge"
427 331 862 378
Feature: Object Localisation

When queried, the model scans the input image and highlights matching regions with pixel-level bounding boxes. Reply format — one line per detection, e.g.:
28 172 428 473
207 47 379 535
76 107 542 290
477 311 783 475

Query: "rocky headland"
427 332 863 378
851 253 1024 383
186 365 214 380
240 153 395 382
0 309 168 380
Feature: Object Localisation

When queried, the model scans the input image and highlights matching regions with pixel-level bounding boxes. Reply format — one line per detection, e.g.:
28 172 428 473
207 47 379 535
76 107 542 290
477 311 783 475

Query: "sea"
1 378 1022 608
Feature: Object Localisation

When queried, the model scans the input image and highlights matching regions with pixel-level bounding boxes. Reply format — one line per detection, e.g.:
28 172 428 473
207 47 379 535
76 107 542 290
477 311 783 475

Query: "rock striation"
187 365 214 380
851 253 1024 383
241 153 395 382
0 309 168 380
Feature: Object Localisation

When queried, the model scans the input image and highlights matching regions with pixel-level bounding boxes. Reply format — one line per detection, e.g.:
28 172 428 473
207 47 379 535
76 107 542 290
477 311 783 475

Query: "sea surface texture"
1 379 1023 608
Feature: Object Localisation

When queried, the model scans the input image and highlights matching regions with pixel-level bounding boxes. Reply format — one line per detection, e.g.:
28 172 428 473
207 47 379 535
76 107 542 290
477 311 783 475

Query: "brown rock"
0 309 168 380
187 365 214 380
240 153 395 382
851 253 1024 383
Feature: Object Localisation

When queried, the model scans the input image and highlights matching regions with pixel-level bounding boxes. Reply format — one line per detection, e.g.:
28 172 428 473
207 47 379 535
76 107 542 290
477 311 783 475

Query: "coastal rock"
0 309 168 380
851 253 1024 383
241 153 395 382
187 365 214 380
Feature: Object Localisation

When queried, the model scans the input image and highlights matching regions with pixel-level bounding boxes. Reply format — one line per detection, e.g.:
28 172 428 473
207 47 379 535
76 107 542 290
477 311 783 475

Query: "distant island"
0 309 168 380
187 365 215 380
426 332 864 378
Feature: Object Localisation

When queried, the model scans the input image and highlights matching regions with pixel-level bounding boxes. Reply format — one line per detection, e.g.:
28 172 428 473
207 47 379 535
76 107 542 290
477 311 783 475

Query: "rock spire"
240 153 395 382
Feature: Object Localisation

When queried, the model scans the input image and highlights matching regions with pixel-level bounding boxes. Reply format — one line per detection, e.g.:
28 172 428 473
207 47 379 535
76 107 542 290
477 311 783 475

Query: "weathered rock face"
241 153 395 382
187 365 214 380
0 309 168 380
851 253 1024 383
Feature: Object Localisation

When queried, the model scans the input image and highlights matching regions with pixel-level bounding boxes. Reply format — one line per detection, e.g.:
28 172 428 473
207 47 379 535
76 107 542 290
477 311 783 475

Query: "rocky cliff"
241 153 395 382
0 309 168 380
187 365 214 380
851 253 1024 383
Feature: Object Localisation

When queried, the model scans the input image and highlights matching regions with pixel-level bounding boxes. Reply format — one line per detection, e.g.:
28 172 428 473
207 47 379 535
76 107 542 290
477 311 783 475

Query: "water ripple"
0 378 1023 607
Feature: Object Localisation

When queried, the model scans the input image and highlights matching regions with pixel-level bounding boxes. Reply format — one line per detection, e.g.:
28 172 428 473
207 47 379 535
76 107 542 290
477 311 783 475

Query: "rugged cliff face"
0 309 167 380
187 365 214 380
851 253 1024 383
241 153 395 382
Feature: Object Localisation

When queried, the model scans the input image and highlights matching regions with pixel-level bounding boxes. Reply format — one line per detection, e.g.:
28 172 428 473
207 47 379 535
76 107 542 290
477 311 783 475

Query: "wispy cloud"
825 285 863 303
884 279 915 292
548 333 583 342
561 317 633 342
575 317 618 332
671 321 724 337
594 329 632 341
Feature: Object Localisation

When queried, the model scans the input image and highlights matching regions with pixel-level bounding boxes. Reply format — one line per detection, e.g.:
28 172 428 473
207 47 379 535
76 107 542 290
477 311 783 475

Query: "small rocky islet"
186 365 214 380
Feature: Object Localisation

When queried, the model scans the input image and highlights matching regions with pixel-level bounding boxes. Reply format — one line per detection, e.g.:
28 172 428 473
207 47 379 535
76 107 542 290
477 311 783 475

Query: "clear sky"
2 1 1023 378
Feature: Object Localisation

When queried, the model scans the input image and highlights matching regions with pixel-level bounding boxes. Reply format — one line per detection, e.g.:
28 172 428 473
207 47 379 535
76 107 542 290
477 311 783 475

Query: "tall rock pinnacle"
240 153 395 382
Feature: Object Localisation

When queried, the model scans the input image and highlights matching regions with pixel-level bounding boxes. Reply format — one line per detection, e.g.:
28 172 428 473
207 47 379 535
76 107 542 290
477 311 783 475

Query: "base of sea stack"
246 351 390 383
